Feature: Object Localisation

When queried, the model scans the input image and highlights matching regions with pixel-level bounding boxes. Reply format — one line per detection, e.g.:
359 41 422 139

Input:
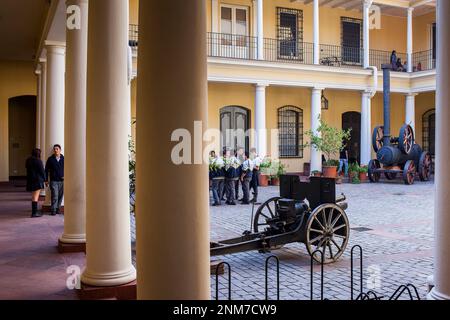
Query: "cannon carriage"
211 175 350 264
368 64 432 185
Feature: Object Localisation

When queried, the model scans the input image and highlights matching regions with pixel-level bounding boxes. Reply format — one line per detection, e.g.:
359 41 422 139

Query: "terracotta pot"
259 174 270 187
323 166 337 178
271 177 280 186
359 172 368 182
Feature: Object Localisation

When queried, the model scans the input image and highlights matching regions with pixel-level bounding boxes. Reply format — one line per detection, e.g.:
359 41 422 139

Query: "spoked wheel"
253 197 282 233
368 159 381 183
305 203 350 264
403 160 416 185
398 125 415 155
384 172 398 180
372 126 384 152
419 152 432 181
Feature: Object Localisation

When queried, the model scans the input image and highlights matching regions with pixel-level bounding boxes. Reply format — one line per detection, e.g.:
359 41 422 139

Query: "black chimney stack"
382 64 392 146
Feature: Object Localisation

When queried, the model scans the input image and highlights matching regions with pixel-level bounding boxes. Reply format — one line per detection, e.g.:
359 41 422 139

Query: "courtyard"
206 180 434 300
0 179 436 300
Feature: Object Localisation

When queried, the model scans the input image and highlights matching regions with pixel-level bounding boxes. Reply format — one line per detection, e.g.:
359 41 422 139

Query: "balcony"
128 25 435 74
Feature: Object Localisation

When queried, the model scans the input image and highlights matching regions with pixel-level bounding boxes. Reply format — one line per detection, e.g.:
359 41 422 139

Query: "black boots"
31 201 42 218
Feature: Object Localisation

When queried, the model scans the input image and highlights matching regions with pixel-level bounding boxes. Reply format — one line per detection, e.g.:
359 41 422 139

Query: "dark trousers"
235 179 241 199
50 181 64 213
212 178 224 204
225 178 237 203
241 176 252 203
250 170 259 201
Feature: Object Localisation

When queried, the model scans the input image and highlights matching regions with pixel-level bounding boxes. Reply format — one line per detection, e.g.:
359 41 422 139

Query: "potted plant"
348 162 360 180
270 161 286 186
311 170 322 177
352 174 361 184
359 165 368 182
304 118 351 179
259 157 272 187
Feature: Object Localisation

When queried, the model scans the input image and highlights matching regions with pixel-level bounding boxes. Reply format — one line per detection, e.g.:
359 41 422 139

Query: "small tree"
304 117 352 166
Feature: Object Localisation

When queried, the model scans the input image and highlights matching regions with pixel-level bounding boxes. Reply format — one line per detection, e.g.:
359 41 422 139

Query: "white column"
311 87 322 172
429 0 450 300
407 7 414 73
313 0 320 65
45 44 66 157
257 0 264 60
255 84 267 157
211 0 218 33
136 0 210 300
363 0 372 68
81 0 136 287
361 91 372 166
405 93 417 131
35 67 42 149
39 59 47 153
60 0 88 246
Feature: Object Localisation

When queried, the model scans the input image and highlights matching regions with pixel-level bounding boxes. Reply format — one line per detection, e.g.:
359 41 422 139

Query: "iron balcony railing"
130 27 435 73
412 50 435 72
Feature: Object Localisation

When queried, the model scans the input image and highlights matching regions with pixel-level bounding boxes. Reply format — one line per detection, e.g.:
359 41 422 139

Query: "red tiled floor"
0 183 84 300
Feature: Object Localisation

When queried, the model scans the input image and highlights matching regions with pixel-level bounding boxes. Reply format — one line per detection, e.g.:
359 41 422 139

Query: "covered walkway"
0 182 81 300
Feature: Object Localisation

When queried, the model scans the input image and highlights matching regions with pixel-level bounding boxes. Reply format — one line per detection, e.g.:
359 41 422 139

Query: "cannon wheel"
398 125 415 155
403 160 416 185
384 172 398 180
419 152 432 181
368 159 381 183
253 197 282 233
305 203 350 264
372 126 384 152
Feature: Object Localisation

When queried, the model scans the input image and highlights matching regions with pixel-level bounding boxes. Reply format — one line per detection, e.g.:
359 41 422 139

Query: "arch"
8 95 37 178
278 105 303 158
220 106 250 153
342 111 361 164
422 108 436 156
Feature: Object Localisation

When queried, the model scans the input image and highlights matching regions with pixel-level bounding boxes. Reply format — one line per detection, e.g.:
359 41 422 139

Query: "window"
341 17 362 64
278 106 303 158
220 5 249 47
422 109 436 157
277 8 303 59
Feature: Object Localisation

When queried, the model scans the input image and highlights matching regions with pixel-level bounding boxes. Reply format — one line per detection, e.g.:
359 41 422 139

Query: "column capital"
255 83 269 89
407 6 414 14
45 41 66 54
311 86 325 92
364 0 373 8
405 92 418 97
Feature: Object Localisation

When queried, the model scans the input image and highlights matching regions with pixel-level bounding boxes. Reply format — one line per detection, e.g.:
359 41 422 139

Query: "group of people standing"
25 144 65 218
209 147 262 206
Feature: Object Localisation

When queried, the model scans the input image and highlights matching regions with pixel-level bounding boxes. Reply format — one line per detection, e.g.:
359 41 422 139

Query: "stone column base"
77 281 136 300
58 239 86 254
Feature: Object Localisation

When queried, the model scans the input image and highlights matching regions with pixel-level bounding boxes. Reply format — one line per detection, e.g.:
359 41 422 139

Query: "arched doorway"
220 106 250 153
422 109 435 158
8 96 37 178
342 111 361 164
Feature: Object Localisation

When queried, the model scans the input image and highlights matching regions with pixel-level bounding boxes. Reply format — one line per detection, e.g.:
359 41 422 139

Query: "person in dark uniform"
240 152 254 205
234 147 245 201
45 144 64 216
26 148 45 218
249 148 261 203
338 141 349 177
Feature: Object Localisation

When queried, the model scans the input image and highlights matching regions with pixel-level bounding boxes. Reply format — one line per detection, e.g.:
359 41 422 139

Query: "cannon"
368 64 432 185
210 175 350 264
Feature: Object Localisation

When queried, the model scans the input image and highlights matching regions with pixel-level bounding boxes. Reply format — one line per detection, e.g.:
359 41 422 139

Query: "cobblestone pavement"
131 179 435 301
